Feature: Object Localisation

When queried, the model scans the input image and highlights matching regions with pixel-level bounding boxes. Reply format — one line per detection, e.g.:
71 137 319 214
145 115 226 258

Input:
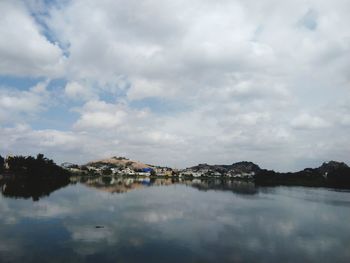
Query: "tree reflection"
0 177 70 201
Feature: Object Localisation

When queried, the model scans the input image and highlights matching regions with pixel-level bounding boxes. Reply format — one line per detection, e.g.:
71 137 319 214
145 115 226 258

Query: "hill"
86 156 151 170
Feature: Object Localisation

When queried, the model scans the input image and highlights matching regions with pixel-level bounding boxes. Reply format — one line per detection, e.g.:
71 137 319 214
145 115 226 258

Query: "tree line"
0 154 70 179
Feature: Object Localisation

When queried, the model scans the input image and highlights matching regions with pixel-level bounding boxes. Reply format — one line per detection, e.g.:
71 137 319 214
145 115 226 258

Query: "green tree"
102 168 112 175
37 153 45 161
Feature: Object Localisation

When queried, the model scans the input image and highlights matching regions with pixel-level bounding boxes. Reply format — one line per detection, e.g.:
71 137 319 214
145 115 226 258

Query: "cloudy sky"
0 0 349 171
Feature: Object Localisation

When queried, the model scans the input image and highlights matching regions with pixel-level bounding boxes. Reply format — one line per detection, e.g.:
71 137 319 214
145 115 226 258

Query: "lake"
0 177 350 263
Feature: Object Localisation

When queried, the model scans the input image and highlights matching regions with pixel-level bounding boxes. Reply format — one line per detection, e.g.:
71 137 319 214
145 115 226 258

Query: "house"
121 167 135 175
192 172 202 178
179 170 193 177
111 167 120 174
141 167 153 173
135 167 153 176
137 171 151 176
213 172 222 177
61 162 78 169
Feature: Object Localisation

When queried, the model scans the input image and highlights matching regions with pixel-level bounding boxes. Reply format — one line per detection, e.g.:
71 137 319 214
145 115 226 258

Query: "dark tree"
0 155 4 173
6 154 70 179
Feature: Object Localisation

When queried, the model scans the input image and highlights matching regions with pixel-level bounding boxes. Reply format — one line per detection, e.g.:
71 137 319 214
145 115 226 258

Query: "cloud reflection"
0 181 350 262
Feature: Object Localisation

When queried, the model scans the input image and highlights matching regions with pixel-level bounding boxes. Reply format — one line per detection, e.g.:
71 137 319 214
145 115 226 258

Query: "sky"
0 0 349 171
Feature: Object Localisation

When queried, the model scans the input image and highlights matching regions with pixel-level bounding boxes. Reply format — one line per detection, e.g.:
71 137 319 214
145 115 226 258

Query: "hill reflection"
0 175 258 201
76 176 258 195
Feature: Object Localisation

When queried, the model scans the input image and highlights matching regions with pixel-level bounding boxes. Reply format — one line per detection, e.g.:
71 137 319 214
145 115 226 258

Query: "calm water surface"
0 178 350 263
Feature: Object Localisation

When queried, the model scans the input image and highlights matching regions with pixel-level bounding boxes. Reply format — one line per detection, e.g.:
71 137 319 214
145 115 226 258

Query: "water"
1 177 350 263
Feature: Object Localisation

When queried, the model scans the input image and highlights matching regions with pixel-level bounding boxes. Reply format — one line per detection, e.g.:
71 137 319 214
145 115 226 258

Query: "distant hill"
188 160 350 187
255 161 350 187
86 156 151 170
189 161 261 174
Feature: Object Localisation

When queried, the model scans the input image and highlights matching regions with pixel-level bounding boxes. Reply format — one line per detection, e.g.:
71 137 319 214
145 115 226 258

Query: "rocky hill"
86 156 151 170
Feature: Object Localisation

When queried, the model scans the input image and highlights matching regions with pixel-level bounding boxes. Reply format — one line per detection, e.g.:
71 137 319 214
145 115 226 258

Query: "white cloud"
0 1 65 77
64 81 95 100
127 78 168 100
73 100 141 130
291 113 330 129
0 0 350 170
0 81 49 123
